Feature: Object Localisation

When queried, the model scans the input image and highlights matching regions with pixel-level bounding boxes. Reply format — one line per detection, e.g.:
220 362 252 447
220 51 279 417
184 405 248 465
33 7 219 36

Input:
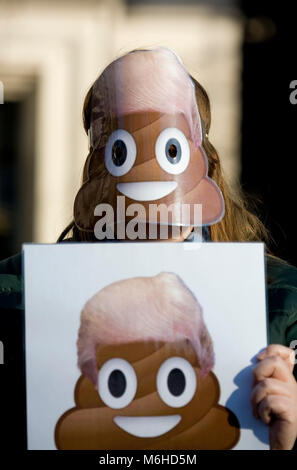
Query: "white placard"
23 242 269 450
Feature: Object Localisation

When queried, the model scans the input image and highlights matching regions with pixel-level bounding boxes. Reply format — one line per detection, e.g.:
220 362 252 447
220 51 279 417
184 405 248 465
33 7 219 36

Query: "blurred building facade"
0 0 242 254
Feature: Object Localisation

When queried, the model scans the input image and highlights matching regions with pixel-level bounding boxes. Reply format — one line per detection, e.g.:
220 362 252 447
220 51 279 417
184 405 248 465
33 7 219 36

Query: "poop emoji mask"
55 273 240 450
74 47 225 238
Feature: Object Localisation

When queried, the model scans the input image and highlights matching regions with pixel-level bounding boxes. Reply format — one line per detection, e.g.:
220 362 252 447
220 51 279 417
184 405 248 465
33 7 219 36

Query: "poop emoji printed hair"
74 47 225 236
55 273 240 450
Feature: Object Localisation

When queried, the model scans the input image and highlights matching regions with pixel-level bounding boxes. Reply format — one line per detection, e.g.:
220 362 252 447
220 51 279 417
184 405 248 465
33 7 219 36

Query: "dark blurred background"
240 0 297 267
0 0 296 266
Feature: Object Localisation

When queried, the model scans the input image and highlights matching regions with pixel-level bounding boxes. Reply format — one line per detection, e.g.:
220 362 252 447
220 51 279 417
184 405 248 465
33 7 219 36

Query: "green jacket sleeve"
266 255 297 381
0 253 23 310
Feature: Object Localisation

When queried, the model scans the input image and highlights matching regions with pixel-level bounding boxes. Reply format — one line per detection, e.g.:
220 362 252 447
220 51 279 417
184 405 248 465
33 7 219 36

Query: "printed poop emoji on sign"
55 273 240 450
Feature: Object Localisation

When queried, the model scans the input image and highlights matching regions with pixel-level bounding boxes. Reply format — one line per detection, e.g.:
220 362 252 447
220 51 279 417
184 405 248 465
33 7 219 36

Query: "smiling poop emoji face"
74 48 225 233
55 272 240 450
55 340 240 450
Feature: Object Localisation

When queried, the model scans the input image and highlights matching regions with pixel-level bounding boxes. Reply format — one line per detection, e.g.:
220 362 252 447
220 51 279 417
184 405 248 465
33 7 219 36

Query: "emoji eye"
155 128 190 175
98 358 137 409
156 357 197 408
105 129 136 177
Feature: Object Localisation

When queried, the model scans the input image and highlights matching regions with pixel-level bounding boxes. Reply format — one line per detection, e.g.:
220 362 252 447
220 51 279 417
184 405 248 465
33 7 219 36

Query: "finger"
253 355 294 384
251 378 291 418
257 395 292 425
258 345 295 372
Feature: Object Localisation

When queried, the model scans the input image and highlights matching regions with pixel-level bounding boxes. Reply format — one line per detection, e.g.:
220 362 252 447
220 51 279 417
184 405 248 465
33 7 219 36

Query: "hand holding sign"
251 344 297 449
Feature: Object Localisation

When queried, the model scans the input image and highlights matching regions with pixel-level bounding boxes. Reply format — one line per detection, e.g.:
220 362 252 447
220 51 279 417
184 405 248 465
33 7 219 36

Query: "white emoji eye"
105 129 137 177
155 127 190 175
98 358 137 409
156 357 197 408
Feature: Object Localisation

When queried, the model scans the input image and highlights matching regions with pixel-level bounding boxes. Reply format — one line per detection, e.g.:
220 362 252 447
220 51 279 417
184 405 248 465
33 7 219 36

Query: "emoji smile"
113 415 181 438
116 181 178 201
